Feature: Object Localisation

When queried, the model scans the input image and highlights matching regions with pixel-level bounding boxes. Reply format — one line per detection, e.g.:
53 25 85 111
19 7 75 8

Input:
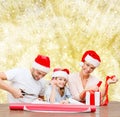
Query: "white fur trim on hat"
85 55 100 67
32 61 50 73
52 71 68 79
80 62 84 67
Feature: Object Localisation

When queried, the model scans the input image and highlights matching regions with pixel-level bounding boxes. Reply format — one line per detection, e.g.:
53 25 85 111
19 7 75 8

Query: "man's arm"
0 72 23 98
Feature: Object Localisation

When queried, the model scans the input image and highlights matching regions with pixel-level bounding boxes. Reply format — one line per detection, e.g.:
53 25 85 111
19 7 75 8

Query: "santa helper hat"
80 50 101 67
32 54 50 73
52 68 70 80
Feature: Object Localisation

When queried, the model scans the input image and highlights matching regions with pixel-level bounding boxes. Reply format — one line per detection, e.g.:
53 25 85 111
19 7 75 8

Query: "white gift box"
85 91 101 106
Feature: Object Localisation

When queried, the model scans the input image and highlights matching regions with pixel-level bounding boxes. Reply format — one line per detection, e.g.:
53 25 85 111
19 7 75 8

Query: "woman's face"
56 77 67 88
82 61 96 76
31 68 47 81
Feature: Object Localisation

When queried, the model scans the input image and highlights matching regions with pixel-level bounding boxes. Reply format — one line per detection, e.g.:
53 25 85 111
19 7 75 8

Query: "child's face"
56 77 67 88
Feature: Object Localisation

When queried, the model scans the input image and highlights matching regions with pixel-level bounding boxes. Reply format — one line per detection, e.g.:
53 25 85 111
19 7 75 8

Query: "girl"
45 68 72 104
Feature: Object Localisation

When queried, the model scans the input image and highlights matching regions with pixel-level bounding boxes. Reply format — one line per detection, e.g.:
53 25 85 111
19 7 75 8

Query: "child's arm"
49 79 57 103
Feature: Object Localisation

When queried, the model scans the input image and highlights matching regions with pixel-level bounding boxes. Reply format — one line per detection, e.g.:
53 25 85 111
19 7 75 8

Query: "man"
0 54 50 103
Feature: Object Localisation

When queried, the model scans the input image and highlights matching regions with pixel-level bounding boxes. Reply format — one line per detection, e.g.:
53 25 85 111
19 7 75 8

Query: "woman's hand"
80 89 98 101
85 84 99 92
79 90 87 101
107 75 118 85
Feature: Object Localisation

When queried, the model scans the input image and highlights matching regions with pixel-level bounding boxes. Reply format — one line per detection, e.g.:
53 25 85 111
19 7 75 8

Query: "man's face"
31 68 47 81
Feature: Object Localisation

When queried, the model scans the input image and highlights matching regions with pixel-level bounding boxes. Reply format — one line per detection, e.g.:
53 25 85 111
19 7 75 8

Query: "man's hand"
11 88 23 98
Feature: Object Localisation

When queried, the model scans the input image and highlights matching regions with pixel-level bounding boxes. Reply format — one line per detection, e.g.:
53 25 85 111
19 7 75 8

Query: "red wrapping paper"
9 103 96 113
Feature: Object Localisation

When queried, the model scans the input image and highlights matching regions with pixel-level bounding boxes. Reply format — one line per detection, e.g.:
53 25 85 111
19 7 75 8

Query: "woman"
68 50 118 105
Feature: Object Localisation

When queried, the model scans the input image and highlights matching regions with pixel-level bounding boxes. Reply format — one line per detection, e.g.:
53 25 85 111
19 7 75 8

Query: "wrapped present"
85 91 101 106
85 81 102 106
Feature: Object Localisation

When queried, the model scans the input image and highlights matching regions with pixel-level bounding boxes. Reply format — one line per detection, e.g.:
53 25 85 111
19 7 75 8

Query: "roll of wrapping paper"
9 103 96 113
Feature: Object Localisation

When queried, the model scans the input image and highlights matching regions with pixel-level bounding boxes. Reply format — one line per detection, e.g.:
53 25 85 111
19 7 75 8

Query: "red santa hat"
80 50 101 67
52 68 69 79
32 54 50 73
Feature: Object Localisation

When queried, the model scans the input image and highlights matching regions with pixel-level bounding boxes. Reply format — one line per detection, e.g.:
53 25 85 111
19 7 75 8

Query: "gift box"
85 91 101 106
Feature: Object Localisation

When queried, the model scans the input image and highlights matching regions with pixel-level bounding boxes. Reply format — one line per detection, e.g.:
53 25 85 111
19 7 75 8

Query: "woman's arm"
100 75 118 105
101 75 118 97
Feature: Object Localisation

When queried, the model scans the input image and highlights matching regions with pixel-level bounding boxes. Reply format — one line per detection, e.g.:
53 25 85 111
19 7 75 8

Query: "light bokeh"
0 0 120 103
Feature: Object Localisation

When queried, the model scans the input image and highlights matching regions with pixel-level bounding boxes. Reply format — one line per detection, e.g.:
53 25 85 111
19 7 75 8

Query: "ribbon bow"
101 75 117 106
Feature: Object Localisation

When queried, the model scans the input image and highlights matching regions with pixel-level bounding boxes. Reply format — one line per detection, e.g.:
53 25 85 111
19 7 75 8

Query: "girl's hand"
50 79 57 87
60 100 69 104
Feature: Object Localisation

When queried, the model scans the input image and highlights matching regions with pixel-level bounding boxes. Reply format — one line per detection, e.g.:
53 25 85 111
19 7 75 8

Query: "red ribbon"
97 81 102 88
89 90 95 105
101 75 115 106
85 81 102 105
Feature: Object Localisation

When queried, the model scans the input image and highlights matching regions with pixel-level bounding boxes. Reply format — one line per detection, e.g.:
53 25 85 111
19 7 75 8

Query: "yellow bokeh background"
0 0 120 103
